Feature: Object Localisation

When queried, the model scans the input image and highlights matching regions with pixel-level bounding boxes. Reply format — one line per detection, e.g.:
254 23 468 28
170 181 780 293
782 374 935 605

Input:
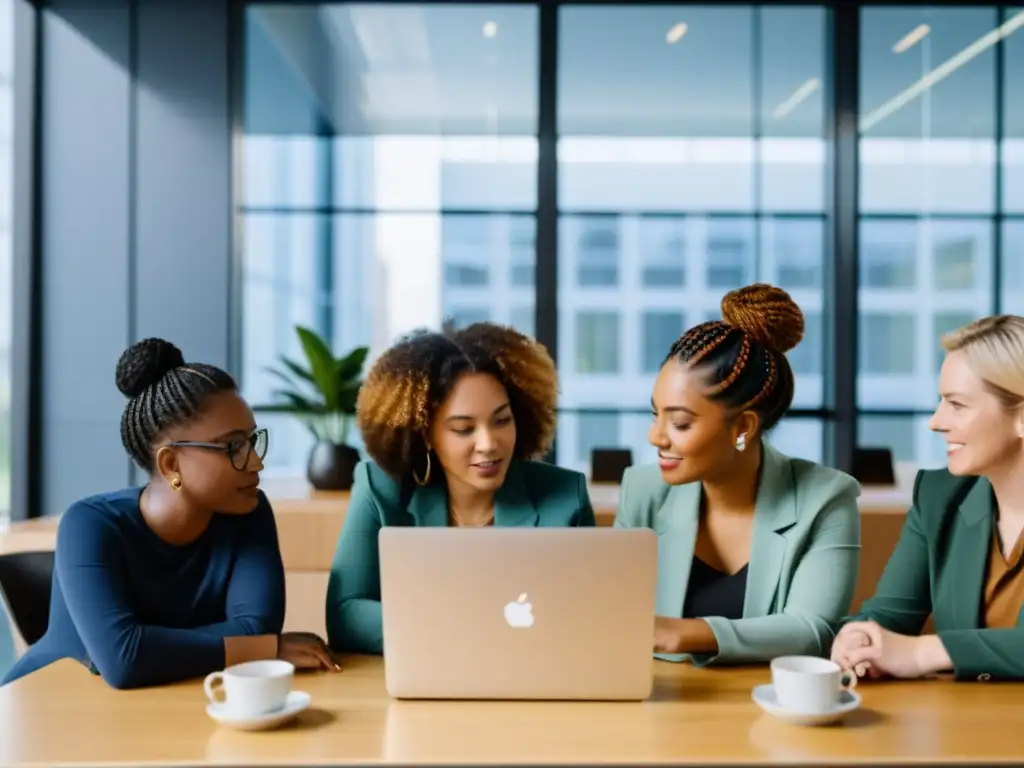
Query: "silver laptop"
378 527 657 701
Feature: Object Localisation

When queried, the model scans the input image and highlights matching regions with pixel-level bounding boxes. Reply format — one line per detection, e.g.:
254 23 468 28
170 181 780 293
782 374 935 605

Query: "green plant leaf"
337 346 369 382
265 366 298 389
279 356 315 384
269 390 325 415
295 326 339 411
338 381 361 414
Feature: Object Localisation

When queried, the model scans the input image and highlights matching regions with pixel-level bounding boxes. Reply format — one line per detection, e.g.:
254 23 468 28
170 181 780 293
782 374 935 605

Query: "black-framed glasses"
165 428 269 471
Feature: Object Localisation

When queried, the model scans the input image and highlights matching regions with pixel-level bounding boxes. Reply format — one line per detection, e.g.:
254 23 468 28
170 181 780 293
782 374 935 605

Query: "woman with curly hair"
325 322 596 654
615 284 862 666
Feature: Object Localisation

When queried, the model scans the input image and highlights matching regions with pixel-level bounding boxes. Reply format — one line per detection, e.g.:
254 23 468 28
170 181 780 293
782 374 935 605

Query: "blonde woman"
833 315 1024 681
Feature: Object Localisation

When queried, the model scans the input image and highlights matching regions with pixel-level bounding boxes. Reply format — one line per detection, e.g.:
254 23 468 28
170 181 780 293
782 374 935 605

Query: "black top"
682 557 749 620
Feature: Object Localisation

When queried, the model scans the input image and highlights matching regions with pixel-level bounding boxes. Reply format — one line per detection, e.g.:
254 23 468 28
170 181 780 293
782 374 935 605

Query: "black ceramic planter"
307 442 360 491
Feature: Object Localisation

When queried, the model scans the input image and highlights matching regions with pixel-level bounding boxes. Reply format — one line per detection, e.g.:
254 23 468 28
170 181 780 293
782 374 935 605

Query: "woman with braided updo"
326 322 595 654
2 338 339 689
615 284 861 666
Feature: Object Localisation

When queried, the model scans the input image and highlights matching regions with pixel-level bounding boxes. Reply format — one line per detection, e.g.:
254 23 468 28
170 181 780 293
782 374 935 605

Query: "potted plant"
265 326 369 491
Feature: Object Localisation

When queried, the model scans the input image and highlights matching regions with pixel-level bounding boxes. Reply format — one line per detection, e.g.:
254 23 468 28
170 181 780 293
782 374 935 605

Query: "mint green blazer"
614 442 861 665
325 459 596 654
847 470 1024 681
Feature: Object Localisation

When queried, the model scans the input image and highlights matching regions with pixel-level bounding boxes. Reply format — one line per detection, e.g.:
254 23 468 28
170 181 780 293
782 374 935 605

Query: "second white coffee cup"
204 659 295 719
770 655 856 714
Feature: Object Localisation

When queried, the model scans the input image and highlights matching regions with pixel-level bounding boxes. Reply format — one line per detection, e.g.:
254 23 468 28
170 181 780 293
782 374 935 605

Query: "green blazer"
615 442 861 665
325 459 596 654
847 470 1024 681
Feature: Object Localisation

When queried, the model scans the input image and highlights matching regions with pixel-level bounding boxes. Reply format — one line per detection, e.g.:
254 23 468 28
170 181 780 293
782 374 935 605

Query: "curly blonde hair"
356 322 559 479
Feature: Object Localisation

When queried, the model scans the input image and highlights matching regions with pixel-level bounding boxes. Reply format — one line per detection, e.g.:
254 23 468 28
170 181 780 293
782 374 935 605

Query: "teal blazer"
615 442 861 665
847 470 1024 681
325 459 596 654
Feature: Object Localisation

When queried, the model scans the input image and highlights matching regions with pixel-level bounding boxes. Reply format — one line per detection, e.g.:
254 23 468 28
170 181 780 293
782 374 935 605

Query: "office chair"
851 447 897 487
590 448 634 484
0 551 55 646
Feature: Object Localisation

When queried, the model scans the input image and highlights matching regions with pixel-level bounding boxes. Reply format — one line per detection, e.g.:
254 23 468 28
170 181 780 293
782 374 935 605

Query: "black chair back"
0 551 55 646
852 447 897 486
590 448 634 484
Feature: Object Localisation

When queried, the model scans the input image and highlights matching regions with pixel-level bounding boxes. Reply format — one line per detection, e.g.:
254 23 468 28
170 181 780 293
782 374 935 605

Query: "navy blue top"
683 557 749 621
1 487 286 689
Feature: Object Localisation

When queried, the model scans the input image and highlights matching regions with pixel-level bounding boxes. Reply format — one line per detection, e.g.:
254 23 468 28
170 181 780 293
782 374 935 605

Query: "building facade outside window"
238 4 1024 476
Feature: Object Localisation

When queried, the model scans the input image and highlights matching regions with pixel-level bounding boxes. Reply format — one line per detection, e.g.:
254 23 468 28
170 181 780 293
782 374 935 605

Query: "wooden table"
0 655 1020 765
0 481 914 642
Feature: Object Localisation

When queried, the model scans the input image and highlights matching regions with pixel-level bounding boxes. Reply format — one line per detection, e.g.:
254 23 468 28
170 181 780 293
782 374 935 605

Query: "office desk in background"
0 654 1020 766
0 480 913 641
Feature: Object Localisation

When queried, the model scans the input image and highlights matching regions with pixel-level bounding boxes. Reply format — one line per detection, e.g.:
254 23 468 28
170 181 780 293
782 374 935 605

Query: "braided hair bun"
115 338 185 399
721 284 804 354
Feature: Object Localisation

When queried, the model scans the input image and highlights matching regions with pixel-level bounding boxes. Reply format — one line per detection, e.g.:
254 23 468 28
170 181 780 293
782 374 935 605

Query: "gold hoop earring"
413 451 432 487
170 476 183 491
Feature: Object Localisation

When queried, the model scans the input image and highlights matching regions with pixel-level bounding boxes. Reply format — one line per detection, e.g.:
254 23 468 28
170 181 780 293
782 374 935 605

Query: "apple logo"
503 592 534 628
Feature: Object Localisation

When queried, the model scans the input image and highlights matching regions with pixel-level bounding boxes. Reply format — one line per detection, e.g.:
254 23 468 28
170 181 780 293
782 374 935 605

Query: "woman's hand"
835 620 949 680
831 623 877 678
277 632 342 671
653 617 718 655
654 616 684 654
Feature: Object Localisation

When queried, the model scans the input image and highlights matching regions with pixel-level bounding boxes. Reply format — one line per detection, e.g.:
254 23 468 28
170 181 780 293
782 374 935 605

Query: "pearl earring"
735 433 747 452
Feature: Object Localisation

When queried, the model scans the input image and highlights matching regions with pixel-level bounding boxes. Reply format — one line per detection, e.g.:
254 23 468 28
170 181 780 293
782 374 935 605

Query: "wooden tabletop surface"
0 655 1019 765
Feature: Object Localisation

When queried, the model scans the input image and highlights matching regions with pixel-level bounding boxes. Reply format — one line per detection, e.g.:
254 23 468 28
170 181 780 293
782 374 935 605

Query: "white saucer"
206 691 311 731
751 684 861 726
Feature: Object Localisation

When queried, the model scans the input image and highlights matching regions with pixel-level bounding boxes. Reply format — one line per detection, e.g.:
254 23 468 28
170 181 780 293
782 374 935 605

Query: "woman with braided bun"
615 284 861 665
326 322 595 654
2 338 339 688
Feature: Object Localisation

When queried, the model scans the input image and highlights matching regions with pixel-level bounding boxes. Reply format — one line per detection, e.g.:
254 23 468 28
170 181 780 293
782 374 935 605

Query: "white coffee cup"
770 655 856 714
203 660 294 719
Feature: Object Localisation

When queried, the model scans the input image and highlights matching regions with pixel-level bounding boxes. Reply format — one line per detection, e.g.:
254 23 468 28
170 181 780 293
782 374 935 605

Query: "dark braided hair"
115 338 237 472
665 283 804 434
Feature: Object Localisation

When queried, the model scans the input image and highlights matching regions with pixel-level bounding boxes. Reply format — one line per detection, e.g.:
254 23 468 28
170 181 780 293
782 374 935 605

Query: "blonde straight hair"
941 315 1024 409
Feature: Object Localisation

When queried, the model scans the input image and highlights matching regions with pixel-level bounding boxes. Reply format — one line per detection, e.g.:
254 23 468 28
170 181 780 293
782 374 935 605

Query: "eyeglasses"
165 428 269 471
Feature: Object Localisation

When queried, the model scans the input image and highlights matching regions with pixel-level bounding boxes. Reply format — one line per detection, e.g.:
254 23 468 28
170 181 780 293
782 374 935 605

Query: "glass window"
858 415 947 469
760 7 828 213
1002 220 1024 313
767 418 825 464
444 264 489 288
558 6 755 213
575 217 620 287
509 217 536 288
242 4 538 475
639 217 686 288
858 218 993 409
764 217 823 290
575 312 620 374
510 306 534 339
442 215 490 287
860 7 998 214
448 308 491 329
1003 8 1024 213
858 415 919 465
788 311 822 376
860 221 917 289
641 312 684 374
0 0 11 523
860 314 916 376
576 412 622 471
932 235 976 291
706 219 755 289
556 5 829 465
933 312 975 374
